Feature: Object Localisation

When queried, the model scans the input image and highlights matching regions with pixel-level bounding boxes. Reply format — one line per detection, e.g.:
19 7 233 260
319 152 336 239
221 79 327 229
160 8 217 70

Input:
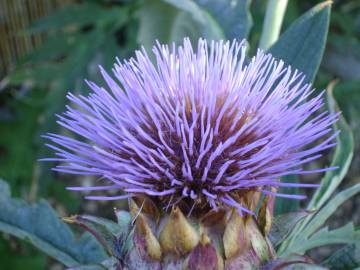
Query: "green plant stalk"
259 0 288 50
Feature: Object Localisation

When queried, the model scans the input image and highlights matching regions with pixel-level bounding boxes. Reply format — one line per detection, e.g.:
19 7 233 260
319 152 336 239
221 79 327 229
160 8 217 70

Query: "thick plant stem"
259 0 288 50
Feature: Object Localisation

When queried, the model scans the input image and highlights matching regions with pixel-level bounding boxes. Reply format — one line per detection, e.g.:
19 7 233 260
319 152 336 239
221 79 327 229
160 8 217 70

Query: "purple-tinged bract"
44 38 338 214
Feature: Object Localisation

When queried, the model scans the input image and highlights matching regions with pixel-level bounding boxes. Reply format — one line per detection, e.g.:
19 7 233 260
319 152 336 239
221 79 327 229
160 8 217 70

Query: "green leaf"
263 256 328 270
269 1 331 82
137 0 178 50
308 82 354 210
269 210 310 247
322 243 360 270
7 2 129 199
0 91 44 193
68 266 105 270
288 223 360 254
26 4 99 33
7 64 65 87
68 258 119 270
274 175 300 215
277 82 355 256
0 239 47 270
163 0 225 38
194 0 253 40
282 264 326 270
333 80 360 121
34 28 122 196
20 33 81 64
303 183 360 238
137 0 224 52
0 179 107 267
64 214 133 259
114 209 132 229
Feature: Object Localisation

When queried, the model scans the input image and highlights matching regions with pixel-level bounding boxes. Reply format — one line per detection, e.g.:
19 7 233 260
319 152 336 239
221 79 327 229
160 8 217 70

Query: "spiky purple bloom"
44 38 338 214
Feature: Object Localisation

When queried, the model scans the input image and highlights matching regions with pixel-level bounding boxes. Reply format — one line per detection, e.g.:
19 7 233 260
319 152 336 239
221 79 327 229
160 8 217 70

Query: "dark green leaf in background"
275 175 300 215
0 240 47 270
9 3 131 198
0 179 107 267
26 3 117 34
322 243 360 270
0 91 44 195
269 1 331 82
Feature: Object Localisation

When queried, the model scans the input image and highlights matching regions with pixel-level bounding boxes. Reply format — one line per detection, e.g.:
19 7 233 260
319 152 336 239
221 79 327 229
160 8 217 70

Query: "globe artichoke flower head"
45 38 338 269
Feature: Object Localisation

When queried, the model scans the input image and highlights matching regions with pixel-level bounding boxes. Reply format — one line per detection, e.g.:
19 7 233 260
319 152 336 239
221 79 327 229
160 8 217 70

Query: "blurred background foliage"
0 0 359 269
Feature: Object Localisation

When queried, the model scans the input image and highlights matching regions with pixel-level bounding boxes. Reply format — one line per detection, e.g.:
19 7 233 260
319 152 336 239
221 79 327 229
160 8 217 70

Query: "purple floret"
43 38 338 214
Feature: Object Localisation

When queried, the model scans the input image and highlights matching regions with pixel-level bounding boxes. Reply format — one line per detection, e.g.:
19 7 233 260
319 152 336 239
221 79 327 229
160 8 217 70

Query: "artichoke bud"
257 190 276 237
183 234 224 270
134 213 162 261
246 218 272 263
223 209 249 259
159 206 199 256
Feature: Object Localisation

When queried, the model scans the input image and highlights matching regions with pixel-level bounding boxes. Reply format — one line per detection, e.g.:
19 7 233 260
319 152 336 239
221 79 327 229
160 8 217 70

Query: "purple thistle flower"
44 38 338 214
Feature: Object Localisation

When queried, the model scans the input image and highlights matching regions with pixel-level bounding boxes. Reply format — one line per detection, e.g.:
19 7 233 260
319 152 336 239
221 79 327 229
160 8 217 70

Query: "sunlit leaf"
288 223 360 255
303 183 360 238
195 0 252 40
137 0 224 51
163 0 225 38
